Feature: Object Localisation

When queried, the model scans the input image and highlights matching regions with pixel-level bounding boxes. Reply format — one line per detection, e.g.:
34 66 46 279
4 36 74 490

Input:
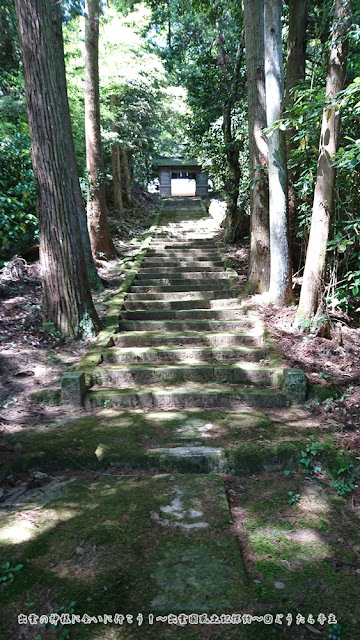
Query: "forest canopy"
1 0 360 336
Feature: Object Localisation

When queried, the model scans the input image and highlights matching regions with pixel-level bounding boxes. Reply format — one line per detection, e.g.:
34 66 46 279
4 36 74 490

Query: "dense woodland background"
1 0 360 338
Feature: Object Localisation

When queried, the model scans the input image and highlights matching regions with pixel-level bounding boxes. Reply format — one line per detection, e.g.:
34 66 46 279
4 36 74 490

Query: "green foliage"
287 491 300 505
147 0 247 201
42 600 77 640
324 623 342 640
63 5 189 188
331 460 356 496
0 121 38 258
299 436 325 473
0 8 38 260
43 322 63 342
0 0 21 94
0 561 23 584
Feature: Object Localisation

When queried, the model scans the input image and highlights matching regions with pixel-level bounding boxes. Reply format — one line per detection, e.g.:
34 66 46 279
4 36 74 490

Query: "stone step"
154 232 216 237
86 386 287 410
148 248 220 254
140 260 224 268
118 319 256 332
120 307 248 321
138 266 224 274
123 297 243 310
160 213 205 218
146 250 221 257
125 290 238 301
154 231 215 236
113 331 262 347
102 345 267 364
134 275 237 285
149 242 221 249
155 235 217 240
128 284 237 293
144 251 223 260
93 363 276 387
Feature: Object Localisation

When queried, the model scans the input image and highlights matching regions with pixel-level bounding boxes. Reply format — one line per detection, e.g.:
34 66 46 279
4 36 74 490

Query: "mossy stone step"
150 243 220 249
92 363 277 387
133 279 237 288
138 265 224 273
125 290 238 301
13 409 313 476
146 250 222 257
123 297 243 310
118 319 256 332
135 272 235 281
128 283 237 293
114 330 262 347
141 259 224 267
120 308 249 321
153 235 217 240
102 345 268 364
150 446 226 473
86 386 287 410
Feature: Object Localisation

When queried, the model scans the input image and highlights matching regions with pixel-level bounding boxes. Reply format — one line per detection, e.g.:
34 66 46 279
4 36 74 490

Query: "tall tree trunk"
265 0 292 305
223 100 241 243
294 0 351 330
85 0 115 259
15 0 101 338
286 0 308 266
112 144 123 219
121 146 133 210
286 0 307 98
110 94 123 219
244 0 270 292
77 191 104 289
216 36 245 243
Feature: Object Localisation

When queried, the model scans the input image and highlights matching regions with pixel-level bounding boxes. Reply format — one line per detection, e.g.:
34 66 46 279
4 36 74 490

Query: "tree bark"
223 100 242 243
244 0 270 292
265 0 292 305
294 0 351 330
15 0 101 338
286 0 308 100
85 0 115 259
121 146 133 210
286 0 308 265
216 36 245 243
110 94 123 219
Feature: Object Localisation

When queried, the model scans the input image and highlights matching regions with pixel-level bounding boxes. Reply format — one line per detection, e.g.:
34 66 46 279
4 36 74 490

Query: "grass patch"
232 472 360 639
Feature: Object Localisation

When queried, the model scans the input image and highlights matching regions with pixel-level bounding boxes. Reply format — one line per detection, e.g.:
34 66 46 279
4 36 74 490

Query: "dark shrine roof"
154 156 201 169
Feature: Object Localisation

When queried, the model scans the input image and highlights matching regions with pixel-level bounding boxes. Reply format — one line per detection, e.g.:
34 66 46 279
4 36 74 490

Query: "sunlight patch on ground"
0 507 77 545
298 483 330 515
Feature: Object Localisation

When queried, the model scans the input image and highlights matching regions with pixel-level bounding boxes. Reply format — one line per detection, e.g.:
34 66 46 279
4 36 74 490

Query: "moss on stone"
29 388 61 406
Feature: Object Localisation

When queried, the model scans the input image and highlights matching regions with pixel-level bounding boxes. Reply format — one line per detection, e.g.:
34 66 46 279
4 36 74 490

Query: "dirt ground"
0 193 158 463
227 244 360 458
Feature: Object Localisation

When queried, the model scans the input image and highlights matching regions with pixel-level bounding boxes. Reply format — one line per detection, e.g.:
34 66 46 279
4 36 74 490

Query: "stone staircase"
58 197 308 618
86 198 292 412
